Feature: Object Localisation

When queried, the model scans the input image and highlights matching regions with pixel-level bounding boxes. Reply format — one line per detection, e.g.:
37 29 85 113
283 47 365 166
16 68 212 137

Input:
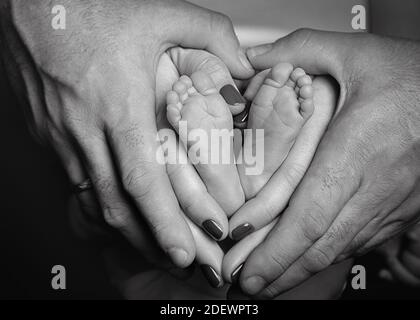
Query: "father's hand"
0 0 253 267
238 29 420 298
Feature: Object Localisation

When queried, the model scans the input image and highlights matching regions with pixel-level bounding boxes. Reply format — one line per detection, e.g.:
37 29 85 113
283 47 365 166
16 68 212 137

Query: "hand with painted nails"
223 70 354 299
0 0 254 270
163 47 354 299
229 29 420 299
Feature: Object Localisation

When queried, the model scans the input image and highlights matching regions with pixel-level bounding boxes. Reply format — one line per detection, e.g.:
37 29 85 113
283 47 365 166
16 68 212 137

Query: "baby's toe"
167 104 182 129
290 68 306 82
180 75 197 95
266 62 294 88
300 94 314 120
166 90 180 106
299 84 313 99
298 75 312 86
173 80 189 102
191 70 218 96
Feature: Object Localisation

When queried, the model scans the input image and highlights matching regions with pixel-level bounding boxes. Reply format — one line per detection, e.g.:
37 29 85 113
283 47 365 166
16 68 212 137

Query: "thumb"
167 2 254 79
247 29 359 82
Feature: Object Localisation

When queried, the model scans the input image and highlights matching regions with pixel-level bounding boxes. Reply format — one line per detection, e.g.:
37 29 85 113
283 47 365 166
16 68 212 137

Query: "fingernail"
238 50 254 71
168 248 189 268
242 275 266 295
247 44 273 59
220 84 246 106
200 265 223 288
202 220 223 241
233 100 251 127
231 223 254 241
231 263 244 284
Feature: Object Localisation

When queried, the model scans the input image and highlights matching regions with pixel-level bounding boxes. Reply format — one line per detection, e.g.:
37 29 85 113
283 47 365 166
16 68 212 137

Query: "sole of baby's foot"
240 62 314 198
166 72 244 216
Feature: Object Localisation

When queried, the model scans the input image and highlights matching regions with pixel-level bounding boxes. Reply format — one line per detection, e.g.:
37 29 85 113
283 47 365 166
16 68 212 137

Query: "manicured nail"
242 275 266 295
233 100 251 127
247 44 273 59
231 223 254 241
231 263 244 284
168 248 189 268
238 50 254 71
220 84 246 106
202 219 223 241
200 265 223 288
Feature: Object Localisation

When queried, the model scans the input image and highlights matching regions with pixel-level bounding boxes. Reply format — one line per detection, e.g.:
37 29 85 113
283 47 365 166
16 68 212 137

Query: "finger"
223 220 278 283
400 250 420 279
169 47 246 115
165 1 254 78
238 129 361 296
268 173 420 296
78 134 173 266
107 121 196 267
340 186 420 259
102 77 197 267
254 189 387 298
247 29 364 81
185 217 225 288
230 76 337 239
387 253 420 286
49 130 108 233
161 129 229 241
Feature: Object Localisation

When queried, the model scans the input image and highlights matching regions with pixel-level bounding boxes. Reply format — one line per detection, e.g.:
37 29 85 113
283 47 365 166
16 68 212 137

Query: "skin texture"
234 29 420 298
0 0 254 269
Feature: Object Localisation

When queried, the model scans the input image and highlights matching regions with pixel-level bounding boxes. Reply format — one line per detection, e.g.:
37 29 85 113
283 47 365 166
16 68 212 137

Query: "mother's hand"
236 29 420 298
0 0 253 268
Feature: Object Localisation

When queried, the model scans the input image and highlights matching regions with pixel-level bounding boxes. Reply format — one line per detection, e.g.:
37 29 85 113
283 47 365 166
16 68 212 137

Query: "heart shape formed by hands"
155 46 345 296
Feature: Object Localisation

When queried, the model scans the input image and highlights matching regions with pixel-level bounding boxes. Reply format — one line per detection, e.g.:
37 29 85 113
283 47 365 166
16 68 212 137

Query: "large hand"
235 29 420 298
0 0 254 268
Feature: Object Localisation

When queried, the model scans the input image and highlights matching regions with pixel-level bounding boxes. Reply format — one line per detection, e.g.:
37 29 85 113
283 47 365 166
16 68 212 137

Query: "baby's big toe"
191 70 218 96
267 62 294 87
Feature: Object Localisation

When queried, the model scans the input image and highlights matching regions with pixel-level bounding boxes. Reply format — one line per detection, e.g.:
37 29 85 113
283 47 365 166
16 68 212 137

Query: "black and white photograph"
0 0 419 305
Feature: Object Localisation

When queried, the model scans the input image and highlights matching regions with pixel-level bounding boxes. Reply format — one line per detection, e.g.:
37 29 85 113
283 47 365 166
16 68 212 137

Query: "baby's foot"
240 62 314 198
166 71 244 216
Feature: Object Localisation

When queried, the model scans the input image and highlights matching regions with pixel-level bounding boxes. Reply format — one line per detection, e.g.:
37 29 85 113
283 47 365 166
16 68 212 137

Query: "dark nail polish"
220 84 246 105
232 223 254 241
200 265 223 288
202 220 223 240
231 263 244 284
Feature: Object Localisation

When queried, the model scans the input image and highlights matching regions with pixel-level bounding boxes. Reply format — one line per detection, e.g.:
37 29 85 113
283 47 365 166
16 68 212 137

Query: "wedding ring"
72 178 93 194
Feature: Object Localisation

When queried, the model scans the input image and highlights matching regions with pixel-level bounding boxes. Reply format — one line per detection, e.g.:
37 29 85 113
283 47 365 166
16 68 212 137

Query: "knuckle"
304 245 335 273
122 162 158 197
118 124 145 149
297 203 329 243
149 219 172 243
282 28 314 47
103 206 130 230
210 12 234 34
267 249 293 274
93 175 115 197
325 220 354 243
263 285 278 299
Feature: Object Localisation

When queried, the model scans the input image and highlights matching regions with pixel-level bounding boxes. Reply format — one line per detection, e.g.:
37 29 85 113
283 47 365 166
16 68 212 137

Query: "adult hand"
0 0 254 268
236 29 420 298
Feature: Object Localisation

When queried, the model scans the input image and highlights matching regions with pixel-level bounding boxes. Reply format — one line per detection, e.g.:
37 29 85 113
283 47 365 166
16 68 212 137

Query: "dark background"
0 62 119 299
